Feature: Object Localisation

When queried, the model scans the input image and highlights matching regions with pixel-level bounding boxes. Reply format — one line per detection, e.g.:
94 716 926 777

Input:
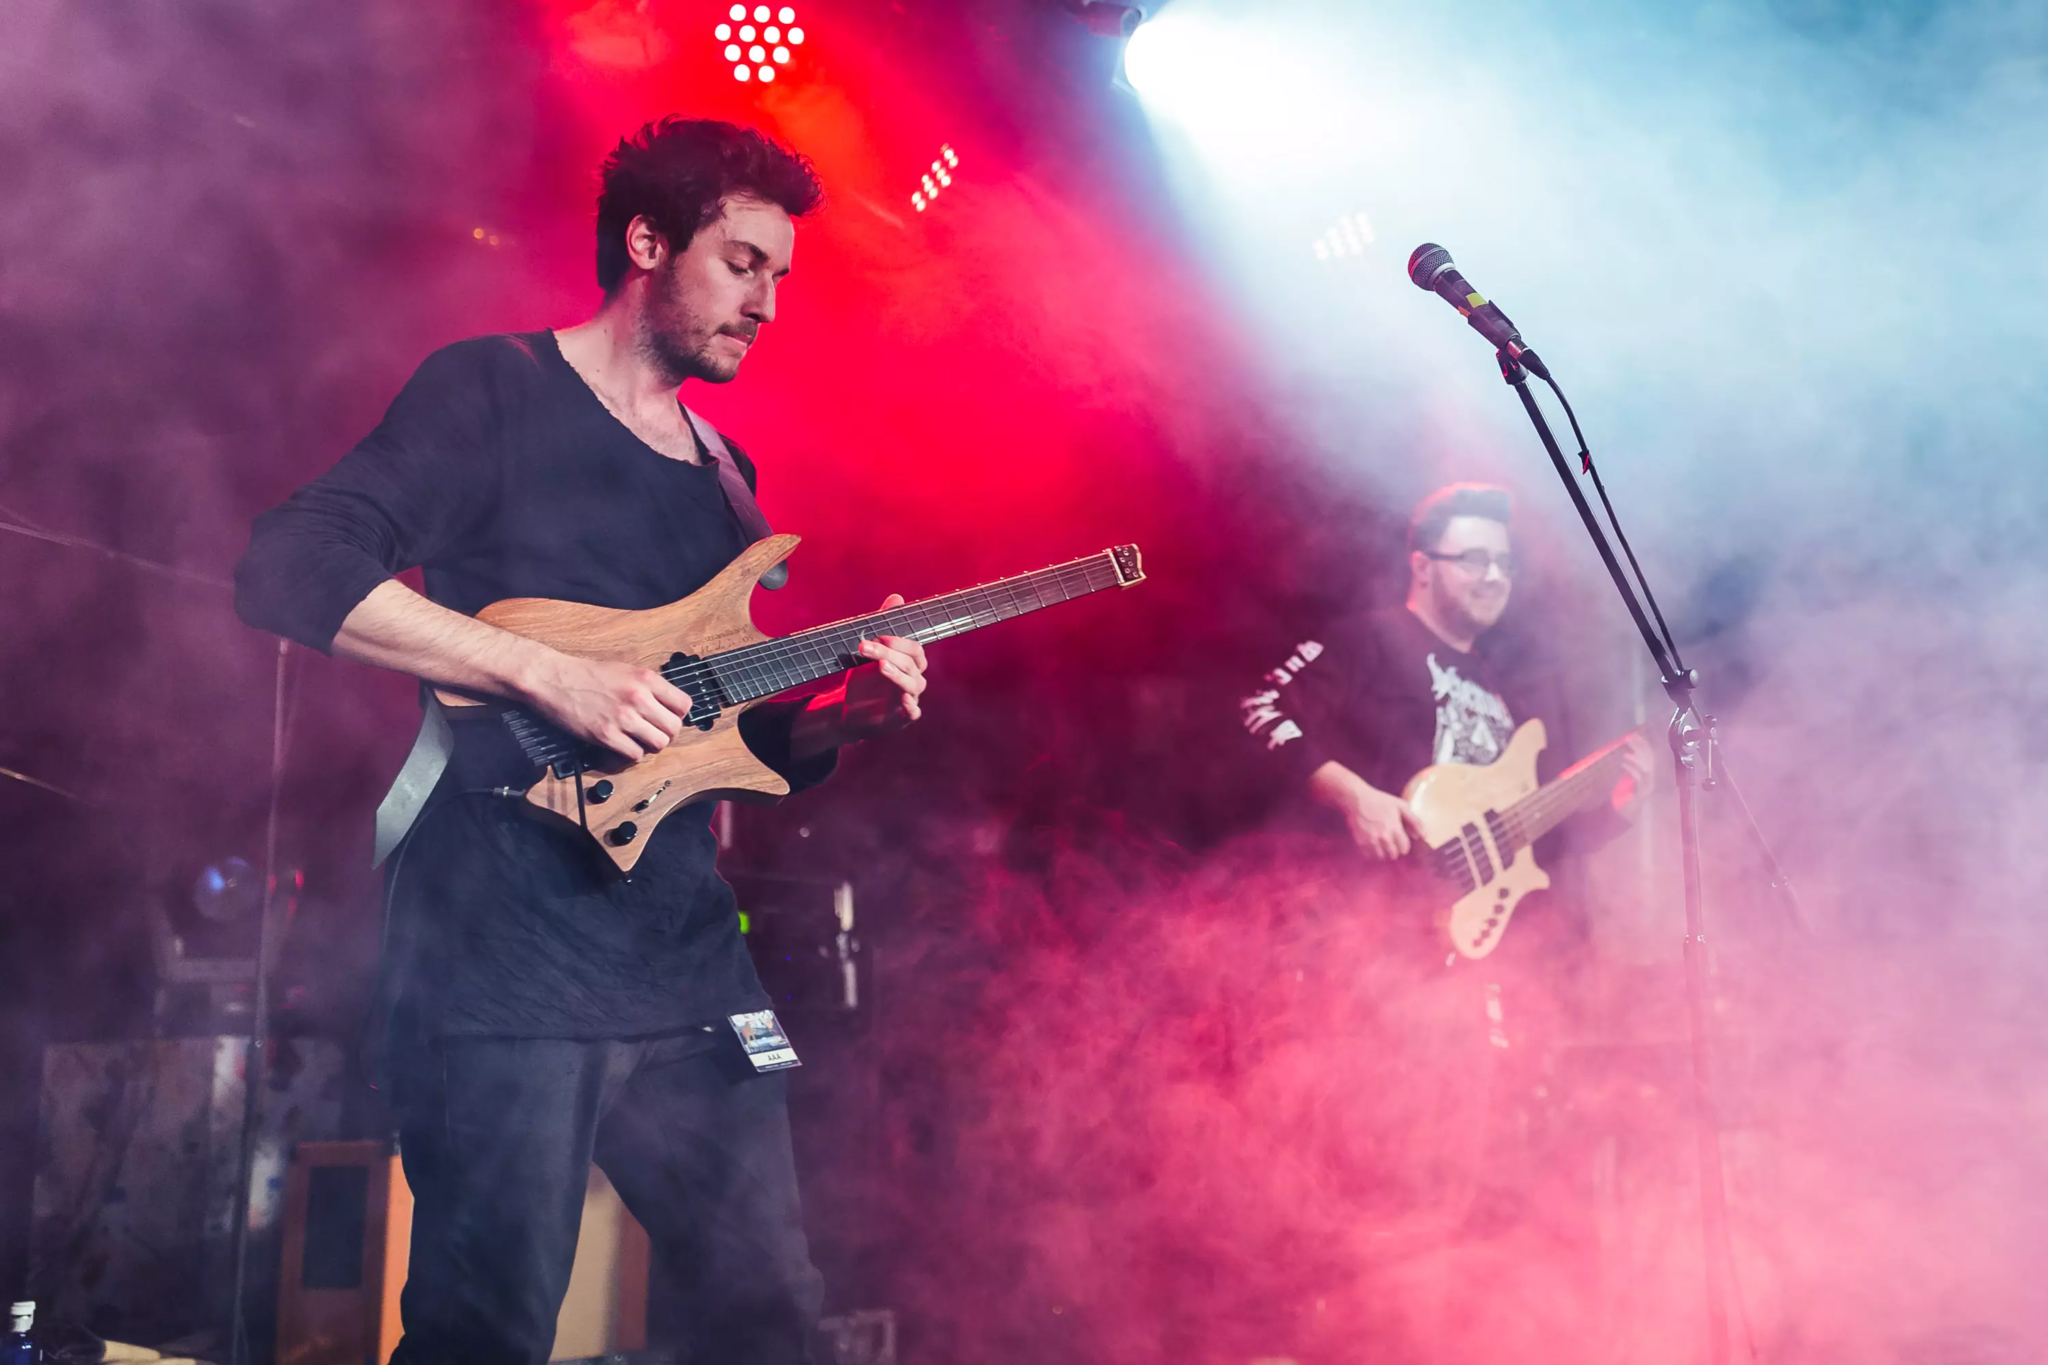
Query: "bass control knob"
586 779 615 804
605 822 638 847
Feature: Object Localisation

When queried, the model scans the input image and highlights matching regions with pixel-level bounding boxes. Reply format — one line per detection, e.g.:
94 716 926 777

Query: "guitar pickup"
1461 823 1495 884
667 652 725 731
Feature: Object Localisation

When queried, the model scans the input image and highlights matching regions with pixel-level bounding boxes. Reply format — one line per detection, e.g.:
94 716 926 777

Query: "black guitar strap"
682 404 788 590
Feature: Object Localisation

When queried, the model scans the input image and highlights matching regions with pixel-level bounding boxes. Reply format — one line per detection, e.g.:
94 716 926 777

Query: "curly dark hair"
593 117 823 293
1407 482 1513 555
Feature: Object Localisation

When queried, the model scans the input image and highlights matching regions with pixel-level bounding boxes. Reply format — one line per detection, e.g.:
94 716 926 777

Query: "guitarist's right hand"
1308 761 1426 862
522 653 693 763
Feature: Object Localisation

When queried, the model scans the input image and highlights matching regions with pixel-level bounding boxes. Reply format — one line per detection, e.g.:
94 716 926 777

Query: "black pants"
387 1027 823 1365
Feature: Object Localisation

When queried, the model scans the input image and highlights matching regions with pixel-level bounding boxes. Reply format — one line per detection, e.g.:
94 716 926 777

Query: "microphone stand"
1494 347 1755 1365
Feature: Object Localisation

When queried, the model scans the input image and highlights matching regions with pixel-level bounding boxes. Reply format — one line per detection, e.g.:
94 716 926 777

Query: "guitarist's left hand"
1613 733 1657 815
792 594 929 755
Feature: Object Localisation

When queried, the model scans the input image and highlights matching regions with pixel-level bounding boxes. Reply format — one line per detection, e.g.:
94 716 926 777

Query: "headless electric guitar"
1403 720 1639 960
436 534 1144 872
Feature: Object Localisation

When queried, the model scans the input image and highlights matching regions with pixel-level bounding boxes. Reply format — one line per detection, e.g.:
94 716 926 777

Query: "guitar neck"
1494 734 1637 856
684 546 1142 705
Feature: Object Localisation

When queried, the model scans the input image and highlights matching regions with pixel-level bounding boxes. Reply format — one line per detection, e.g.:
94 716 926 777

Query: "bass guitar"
1403 719 1639 960
436 534 1145 872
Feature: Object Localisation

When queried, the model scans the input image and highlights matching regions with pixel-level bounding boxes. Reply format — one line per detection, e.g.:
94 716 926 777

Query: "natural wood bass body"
433 534 1145 873
1404 719 1636 960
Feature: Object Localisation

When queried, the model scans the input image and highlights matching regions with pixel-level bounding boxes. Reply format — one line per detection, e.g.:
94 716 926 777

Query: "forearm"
1308 759 1384 807
331 578 560 704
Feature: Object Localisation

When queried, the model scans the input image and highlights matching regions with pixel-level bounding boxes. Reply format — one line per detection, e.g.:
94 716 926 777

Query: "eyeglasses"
1423 549 1516 577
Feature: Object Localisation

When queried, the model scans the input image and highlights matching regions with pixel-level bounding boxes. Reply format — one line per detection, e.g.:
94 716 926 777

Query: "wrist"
1307 759 1365 805
496 637 565 709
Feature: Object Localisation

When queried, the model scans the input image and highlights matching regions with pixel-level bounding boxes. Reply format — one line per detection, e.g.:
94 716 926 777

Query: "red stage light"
718 2 802 81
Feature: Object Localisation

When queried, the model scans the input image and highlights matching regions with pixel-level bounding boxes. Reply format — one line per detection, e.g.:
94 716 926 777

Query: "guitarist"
234 119 926 1365
1237 483 1654 1229
1240 481 1653 949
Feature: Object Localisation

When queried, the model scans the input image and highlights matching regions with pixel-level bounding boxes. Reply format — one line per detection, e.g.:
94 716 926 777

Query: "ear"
624 214 669 273
1408 549 1430 584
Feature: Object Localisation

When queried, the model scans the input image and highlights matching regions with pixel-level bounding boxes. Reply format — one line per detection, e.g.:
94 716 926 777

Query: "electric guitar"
1403 720 1639 960
435 534 1144 872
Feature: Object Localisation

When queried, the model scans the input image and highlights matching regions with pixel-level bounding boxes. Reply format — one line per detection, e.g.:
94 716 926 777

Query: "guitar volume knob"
605 822 639 847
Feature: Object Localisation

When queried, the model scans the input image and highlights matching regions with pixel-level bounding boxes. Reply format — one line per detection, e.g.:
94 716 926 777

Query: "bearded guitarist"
235 120 925 1364
1237 482 1658 1241
1240 482 1655 963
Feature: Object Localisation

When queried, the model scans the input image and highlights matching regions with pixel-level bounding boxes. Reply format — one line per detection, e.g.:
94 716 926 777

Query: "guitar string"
514 555 1120 768
669 567 1111 712
1496 752 1629 843
684 560 1107 697
1429 750 1631 888
645 559 1109 725
707 555 1116 687
1491 766 1619 852
678 556 1119 704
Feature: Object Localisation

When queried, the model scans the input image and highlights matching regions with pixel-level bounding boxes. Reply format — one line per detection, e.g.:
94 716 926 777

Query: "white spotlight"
1118 12 1192 101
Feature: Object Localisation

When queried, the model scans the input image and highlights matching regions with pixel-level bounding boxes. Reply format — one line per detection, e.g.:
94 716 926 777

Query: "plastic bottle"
3 1301 34 1365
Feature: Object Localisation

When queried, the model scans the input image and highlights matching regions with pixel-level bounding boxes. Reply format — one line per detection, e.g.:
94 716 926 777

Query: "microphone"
1406 243 1550 379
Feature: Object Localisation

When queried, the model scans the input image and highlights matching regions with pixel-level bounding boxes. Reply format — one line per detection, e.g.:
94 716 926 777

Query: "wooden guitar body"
1403 719 1550 960
437 535 801 874
423 535 1145 874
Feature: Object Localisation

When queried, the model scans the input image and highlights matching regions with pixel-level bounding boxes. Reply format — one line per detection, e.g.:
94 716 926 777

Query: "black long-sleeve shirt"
236 331 833 1038
1237 606 1625 963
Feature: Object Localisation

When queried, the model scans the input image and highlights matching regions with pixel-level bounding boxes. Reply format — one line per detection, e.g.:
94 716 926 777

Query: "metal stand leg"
1672 708 1732 1365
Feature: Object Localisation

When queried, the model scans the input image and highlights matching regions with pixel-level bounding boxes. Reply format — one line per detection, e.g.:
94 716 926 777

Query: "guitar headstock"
1109 544 1145 586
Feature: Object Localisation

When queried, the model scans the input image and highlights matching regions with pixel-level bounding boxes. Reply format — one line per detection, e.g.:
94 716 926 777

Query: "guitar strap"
371 405 783 867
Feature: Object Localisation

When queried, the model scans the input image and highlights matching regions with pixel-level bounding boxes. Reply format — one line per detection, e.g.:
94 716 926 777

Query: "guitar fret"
701 550 1137 704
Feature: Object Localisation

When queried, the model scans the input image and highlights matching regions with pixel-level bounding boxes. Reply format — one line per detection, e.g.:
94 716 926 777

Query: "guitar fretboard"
670 548 1133 705
502 546 1141 774
1429 732 1638 893
1496 738 1637 855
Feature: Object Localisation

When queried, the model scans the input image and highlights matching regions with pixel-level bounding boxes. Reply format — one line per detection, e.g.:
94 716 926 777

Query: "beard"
640 312 739 385
638 266 756 385
1434 578 1509 639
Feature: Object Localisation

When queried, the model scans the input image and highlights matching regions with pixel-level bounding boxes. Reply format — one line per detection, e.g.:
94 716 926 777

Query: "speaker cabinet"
276 1140 649 1365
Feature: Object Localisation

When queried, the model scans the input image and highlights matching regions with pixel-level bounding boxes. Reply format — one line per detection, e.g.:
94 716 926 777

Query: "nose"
747 275 776 325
